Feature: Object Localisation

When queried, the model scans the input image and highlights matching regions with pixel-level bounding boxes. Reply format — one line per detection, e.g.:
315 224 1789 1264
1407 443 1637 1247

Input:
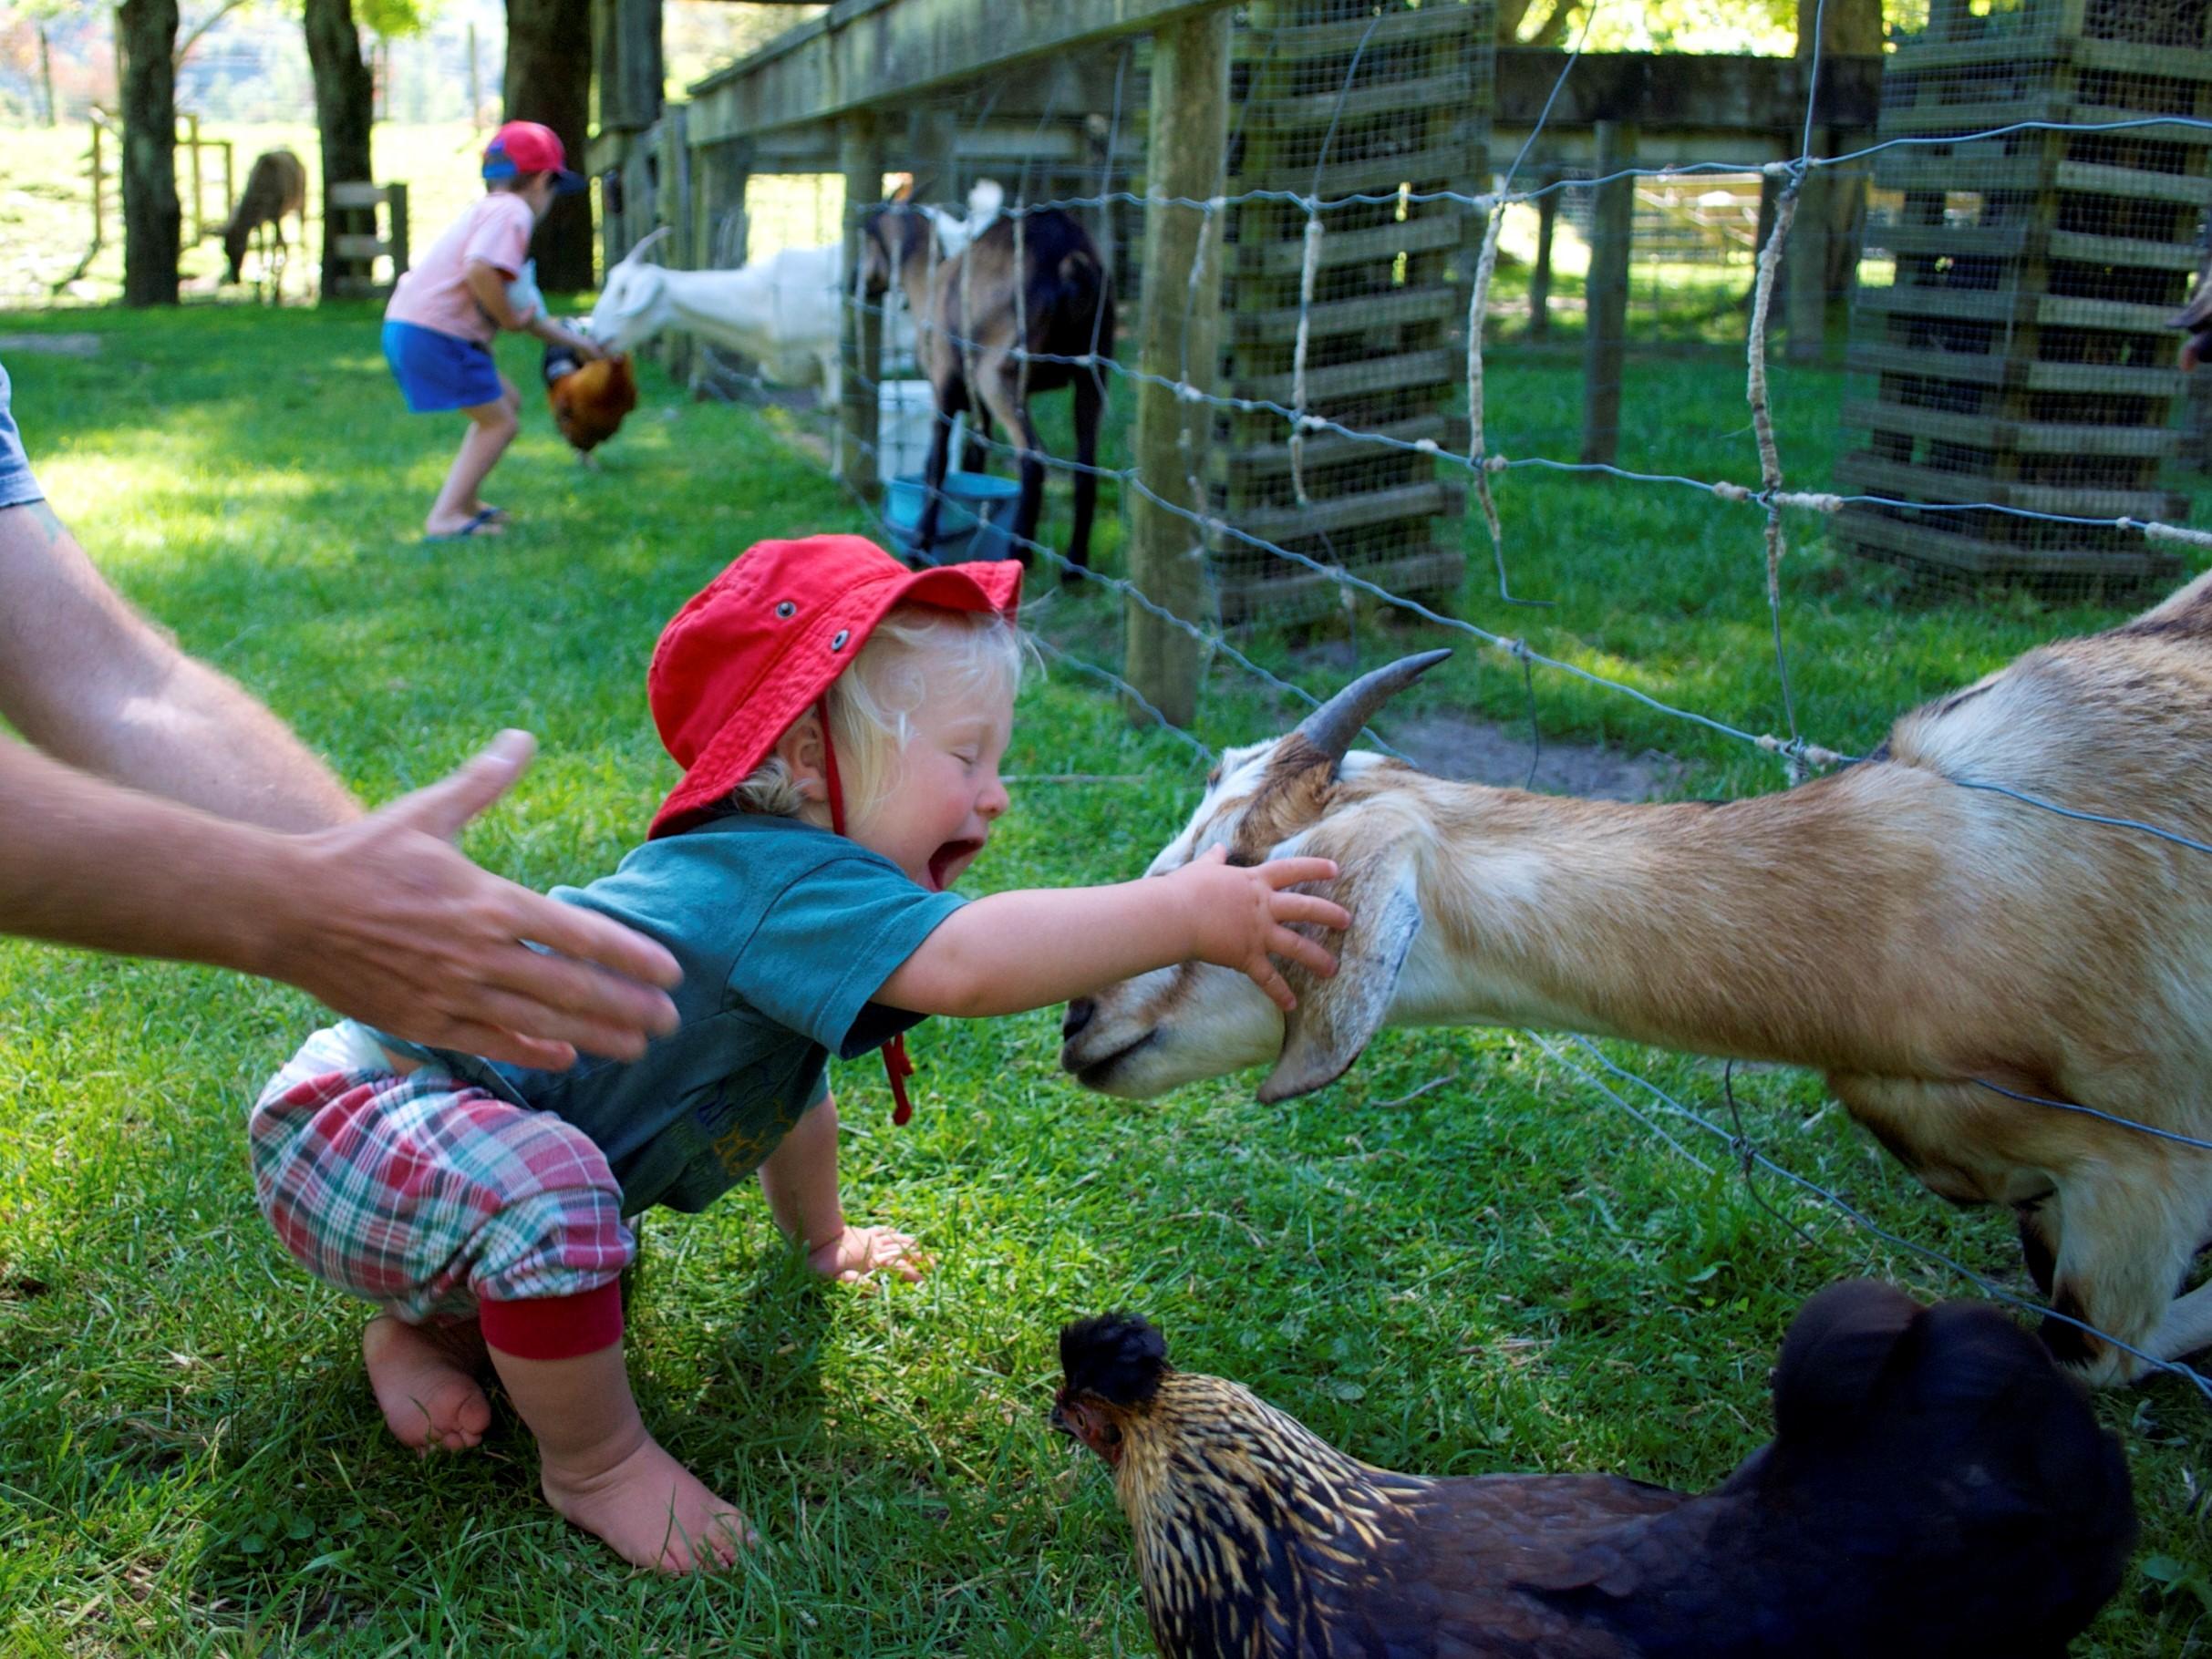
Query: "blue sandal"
423 508 502 542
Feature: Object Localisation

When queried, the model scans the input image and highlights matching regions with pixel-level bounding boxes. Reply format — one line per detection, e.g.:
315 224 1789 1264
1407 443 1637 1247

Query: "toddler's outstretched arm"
875 848 1349 1019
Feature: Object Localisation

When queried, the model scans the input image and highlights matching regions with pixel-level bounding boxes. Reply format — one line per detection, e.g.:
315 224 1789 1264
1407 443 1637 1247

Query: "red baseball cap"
647 535 1024 840
483 121 585 195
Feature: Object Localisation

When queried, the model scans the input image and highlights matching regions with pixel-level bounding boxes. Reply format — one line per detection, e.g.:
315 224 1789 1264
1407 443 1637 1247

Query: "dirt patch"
1287 639 1685 800
1385 709 1685 801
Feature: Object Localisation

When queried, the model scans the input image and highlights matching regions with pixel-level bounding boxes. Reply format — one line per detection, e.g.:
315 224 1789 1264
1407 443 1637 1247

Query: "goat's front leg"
2040 1161 2207 1385
977 363 1043 565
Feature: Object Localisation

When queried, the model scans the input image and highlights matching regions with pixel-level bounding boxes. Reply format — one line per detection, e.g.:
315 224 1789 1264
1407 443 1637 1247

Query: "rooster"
543 339 637 464
1055 1281 2134 1659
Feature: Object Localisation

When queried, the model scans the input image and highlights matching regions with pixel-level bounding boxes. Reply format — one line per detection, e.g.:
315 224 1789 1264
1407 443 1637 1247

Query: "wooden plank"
1841 397 2185 458
1872 155 2047 193
1229 478 1465 542
1127 5 1229 730
326 181 388 210
2074 35 2212 81
2053 159 2212 207
1845 340 2009 385
2046 229 2206 271
1239 5 1473 55
1238 345 1459 406
1493 48 1880 132
1245 70 1471 130
1834 505 2179 582
1876 221 2032 259
1210 413 1467 478
1581 119 1633 464
1215 541 1465 623
2034 293 2193 333
1233 140 1472 197
687 0 1232 140
333 233 388 258
1229 286 1461 345
1855 283 2026 325
1231 212 1461 274
1835 451 2184 519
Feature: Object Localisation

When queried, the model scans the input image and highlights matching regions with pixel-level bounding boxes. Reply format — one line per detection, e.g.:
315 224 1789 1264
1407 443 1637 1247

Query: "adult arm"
874 848 1349 1019
0 499 677 1066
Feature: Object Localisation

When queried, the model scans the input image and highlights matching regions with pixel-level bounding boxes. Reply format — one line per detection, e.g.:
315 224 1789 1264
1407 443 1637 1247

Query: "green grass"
1 302 2209 1654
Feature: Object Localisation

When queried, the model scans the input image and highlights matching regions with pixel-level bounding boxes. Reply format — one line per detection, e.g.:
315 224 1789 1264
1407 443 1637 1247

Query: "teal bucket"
884 471 1023 562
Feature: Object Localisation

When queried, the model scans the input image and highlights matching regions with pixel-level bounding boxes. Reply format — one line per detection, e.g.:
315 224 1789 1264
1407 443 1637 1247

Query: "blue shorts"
382 320 504 414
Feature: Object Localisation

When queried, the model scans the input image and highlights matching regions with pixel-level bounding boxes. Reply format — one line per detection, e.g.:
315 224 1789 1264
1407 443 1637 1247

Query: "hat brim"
649 554 1023 840
552 169 588 197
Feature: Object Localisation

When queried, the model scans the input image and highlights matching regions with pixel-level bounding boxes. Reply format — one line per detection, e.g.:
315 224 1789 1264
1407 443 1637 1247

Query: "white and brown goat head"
1060 651 1451 1104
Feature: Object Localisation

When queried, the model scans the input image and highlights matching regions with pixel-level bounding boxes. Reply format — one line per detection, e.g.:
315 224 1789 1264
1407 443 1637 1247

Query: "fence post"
1786 129 1831 365
656 104 692 386
1126 6 1229 733
839 111 884 498
1579 119 1636 466
1528 166 1558 340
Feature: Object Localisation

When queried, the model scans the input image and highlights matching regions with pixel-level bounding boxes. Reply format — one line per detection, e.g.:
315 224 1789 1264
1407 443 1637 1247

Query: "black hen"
1055 1281 2135 1659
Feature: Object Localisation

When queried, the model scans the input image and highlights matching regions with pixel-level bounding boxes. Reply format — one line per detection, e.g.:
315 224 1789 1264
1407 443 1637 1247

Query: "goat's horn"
623 226 673 267
1293 649 1452 772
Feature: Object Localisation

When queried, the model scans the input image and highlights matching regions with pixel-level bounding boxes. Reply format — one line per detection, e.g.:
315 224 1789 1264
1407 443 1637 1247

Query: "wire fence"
662 0 2212 1406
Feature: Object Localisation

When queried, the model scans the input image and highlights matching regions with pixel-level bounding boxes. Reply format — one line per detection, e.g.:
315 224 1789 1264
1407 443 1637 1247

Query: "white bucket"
878 379 937 479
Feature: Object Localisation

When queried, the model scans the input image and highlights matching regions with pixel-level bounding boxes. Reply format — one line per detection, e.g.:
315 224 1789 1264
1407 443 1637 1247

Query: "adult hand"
264 732 680 1069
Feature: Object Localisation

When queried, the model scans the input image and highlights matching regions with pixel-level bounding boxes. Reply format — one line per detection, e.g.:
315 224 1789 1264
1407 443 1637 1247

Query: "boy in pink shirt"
383 122 601 540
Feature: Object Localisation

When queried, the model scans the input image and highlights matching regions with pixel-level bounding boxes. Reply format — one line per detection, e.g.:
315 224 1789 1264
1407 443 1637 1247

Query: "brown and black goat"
221 149 308 298
862 202 1112 573
1060 575 2212 1387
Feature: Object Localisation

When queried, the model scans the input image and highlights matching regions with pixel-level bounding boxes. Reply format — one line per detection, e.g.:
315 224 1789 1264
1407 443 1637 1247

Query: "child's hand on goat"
1164 846 1349 1010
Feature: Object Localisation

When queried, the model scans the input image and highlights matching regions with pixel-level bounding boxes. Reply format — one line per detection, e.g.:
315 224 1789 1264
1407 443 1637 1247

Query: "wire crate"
1835 0 2211 594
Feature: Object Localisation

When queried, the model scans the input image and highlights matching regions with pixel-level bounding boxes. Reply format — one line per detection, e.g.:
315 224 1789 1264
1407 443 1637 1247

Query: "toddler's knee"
470 1181 635 1305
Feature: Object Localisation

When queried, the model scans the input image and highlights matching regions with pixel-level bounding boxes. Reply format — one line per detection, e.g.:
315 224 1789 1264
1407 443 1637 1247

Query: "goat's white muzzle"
1059 963 1284 1098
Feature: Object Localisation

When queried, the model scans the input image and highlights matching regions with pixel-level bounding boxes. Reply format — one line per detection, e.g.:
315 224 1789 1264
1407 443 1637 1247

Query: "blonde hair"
730 603 1029 820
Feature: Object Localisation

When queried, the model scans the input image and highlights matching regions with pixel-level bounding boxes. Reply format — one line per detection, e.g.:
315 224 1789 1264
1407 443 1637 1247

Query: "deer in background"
862 201 1113 574
221 149 307 300
1059 575 2212 1387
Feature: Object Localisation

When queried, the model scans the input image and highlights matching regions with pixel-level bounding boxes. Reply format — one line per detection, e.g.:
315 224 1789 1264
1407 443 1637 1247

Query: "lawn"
1 301 2208 1654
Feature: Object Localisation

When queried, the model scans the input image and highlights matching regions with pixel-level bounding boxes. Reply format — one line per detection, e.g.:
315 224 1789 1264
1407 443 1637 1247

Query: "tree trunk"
304 0 375 302
1799 0 1882 297
505 0 594 293
118 0 181 306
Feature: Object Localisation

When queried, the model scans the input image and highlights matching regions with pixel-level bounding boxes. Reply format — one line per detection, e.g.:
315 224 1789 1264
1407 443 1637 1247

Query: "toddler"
247 535 1349 1572
381 120 601 540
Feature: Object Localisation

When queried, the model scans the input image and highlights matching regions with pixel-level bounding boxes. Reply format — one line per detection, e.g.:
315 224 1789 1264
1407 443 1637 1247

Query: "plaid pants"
249 1024 634 1325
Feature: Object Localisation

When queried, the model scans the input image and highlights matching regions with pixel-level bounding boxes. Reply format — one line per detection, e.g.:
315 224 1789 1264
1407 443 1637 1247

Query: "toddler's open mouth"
926 838 985 891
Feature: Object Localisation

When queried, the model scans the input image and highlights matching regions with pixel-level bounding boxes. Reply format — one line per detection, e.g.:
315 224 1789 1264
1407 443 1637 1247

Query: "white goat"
922 179 1005 260
1059 574 2212 1387
589 227 845 399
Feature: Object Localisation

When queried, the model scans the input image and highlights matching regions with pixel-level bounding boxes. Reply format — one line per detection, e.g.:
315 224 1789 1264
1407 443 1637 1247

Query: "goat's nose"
1062 998 1096 1040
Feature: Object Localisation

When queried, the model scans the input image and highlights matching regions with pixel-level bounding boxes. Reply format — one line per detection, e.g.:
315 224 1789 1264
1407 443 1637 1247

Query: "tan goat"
1059 573 2212 1386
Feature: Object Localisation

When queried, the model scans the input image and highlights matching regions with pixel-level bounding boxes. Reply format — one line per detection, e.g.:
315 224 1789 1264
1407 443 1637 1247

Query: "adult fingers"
379 731 537 843
403 1013 577 1072
425 962 668 1064
1270 891 1350 932
499 884 682 994
1269 926 1340 979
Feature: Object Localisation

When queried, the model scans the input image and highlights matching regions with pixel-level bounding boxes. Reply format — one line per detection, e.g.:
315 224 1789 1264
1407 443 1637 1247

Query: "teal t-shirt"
374 815 965 1213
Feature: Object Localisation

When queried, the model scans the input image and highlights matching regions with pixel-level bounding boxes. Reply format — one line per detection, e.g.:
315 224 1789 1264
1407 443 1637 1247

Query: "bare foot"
539 1431 754 1573
361 1314 493 1453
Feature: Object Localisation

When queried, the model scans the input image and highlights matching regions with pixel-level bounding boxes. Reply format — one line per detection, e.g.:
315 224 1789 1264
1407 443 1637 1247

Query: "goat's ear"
1258 839 1421 1104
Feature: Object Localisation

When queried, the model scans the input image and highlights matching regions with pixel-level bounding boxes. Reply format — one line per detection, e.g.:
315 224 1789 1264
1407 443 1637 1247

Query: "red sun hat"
648 535 1023 840
482 120 586 195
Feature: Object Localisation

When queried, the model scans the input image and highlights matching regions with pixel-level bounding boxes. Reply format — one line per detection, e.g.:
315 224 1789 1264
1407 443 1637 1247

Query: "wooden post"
387 180 408 278
89 118 106 249
839 111 884 497
656 105 692 385
467 24 481 127
1786 130 1831 364
1528 167 1558 341
1579 120 1635 467
185 111 202 241
1126 7 1229 731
